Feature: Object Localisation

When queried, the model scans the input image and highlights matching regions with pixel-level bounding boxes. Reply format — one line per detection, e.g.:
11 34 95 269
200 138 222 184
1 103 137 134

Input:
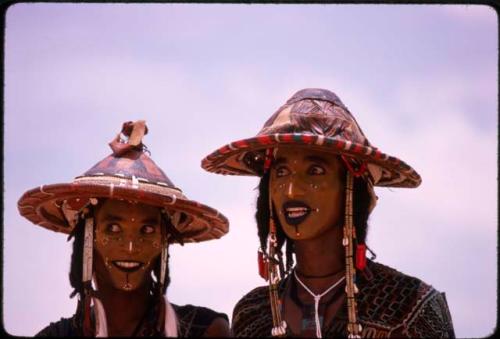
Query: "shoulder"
358 261 455 338
232 285 269 320
35 316 79 337
172 303 229 337
404 289 455 338
232 285 272 337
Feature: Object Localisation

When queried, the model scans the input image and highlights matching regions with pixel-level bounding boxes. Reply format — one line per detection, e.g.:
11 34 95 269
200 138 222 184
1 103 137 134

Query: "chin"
110 278 146 292
283 224 330 241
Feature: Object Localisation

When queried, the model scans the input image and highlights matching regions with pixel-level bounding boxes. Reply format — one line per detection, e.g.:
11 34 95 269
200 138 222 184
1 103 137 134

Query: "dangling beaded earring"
160 243 168 292
342 164 366 338
155 214 169 333
154 242 169 334
259 148 288 337
268 202 287 337
81 208 95 337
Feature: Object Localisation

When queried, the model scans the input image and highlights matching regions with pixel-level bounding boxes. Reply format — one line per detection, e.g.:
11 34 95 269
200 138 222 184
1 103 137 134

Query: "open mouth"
112 260 144 273
282 200 312 225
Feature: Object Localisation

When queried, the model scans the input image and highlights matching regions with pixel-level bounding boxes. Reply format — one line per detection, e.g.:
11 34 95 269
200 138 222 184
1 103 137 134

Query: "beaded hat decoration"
18 120 229 243
202 88 421 189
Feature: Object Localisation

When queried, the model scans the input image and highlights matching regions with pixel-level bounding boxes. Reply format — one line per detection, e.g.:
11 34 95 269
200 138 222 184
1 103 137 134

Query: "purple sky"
3 3 497 337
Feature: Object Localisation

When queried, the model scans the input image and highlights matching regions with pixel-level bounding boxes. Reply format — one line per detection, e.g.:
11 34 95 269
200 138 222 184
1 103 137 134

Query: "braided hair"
256 160 372 275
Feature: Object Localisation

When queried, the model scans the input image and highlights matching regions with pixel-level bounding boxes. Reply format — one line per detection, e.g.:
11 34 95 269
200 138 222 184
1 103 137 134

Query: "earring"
160 244 168 287
82 218 94 284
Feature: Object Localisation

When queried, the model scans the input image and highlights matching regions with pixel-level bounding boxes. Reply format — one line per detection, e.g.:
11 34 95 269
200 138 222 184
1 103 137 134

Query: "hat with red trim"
202 88 421 188
18 120 228 243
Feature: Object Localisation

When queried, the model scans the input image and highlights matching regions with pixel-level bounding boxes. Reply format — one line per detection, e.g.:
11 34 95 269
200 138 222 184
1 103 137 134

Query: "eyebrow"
142 217 160 225
273 155 330 166
100 214 159 224
274 157 287 166
101 214 124 222
305 156 330 165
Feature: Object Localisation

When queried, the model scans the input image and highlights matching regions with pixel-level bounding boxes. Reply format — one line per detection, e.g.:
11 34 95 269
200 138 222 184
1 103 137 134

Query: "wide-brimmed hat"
202 88 421 188
18 120 228 243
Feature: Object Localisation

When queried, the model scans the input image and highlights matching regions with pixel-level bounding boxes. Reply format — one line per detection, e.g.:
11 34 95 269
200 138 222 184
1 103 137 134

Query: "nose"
122 238 141 254
285 177 306 198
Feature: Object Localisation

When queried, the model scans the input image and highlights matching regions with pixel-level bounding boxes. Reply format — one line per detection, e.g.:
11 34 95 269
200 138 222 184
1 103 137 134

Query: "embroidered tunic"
232 261 455 338
35 303 228 337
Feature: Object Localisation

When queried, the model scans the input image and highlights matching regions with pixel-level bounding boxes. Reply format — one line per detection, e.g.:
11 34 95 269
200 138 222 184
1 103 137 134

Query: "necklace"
293 270 345 338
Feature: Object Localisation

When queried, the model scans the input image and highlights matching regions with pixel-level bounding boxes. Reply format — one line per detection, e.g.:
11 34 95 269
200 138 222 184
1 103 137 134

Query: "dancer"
202 88 455 337
19 120 231 337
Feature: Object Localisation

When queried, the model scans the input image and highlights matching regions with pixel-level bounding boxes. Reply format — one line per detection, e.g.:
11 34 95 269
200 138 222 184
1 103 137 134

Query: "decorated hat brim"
17 177 228 243
202 133 421 188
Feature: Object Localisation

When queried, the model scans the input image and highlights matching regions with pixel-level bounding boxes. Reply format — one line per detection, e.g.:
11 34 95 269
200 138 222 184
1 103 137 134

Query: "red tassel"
258 251 269 281
355 244 367 270
263 148 273 172
341 155 367 177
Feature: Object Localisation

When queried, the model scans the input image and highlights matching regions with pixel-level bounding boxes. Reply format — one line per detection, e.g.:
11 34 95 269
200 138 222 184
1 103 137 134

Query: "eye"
107 223 122 233
141 225 156 234
275 166 291 177
308 165 325 175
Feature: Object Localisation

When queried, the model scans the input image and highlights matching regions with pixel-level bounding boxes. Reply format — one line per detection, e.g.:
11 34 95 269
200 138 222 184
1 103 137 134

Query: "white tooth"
287 207 307 212
288 211 306 218
116 261 140 268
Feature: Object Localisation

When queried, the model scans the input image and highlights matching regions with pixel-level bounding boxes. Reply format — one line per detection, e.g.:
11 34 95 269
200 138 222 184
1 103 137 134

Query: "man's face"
94 199 163 291
269 147 345 240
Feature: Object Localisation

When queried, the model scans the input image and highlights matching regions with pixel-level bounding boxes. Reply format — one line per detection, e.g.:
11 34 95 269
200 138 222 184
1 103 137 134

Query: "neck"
95 278 153 336
293 224 345 293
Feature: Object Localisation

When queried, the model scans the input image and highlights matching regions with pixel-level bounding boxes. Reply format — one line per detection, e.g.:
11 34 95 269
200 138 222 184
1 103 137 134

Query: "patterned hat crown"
258 88 370 146
80 142 177 190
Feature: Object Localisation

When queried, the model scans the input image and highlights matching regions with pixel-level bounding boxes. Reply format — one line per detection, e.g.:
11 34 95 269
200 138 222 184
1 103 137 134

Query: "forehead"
274 147 338 164
95 199 161 219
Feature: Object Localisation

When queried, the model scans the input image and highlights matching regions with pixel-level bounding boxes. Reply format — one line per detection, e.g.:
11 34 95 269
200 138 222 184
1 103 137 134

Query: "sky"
2 3 497 337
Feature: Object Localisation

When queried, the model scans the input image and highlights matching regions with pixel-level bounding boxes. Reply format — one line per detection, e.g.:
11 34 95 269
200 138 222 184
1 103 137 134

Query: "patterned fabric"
35 303 228 337
202 88 421 189
232 261 455 338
